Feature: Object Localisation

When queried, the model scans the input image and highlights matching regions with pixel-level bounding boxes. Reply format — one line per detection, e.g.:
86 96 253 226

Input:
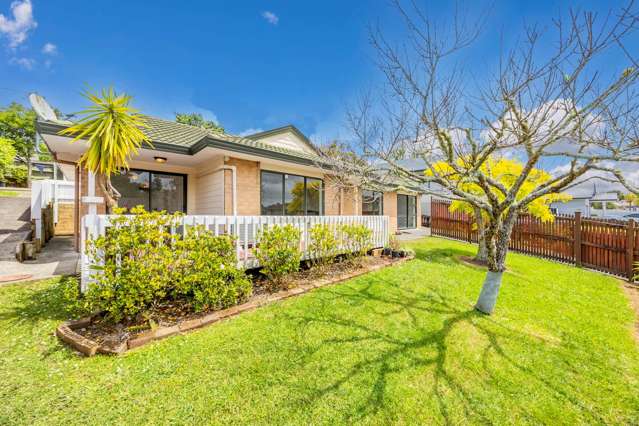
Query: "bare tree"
319 1 639 314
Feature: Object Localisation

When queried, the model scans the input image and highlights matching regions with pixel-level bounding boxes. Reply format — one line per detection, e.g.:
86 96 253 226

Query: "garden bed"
57 254 413 356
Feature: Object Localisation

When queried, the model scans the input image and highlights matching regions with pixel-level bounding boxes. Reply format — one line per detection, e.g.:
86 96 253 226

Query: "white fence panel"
79 214 389 291
30 179 75 230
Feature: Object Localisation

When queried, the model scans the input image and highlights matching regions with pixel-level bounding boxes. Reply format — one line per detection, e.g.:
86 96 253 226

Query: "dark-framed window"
397 194 417 229
260 170 324 215
111 168 187 213
362 190 384 216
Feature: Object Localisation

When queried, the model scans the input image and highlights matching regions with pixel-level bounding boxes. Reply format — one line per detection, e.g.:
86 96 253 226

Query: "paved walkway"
0 236 79 283
396 227 431 241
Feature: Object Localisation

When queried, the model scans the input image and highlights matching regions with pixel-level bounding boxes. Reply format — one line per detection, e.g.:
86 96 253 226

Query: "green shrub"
256 224 302 289
83 206 252 322
6 164 27 185
308 224 338 269
173 227 252 311
84 207 179 322
340 224 373 263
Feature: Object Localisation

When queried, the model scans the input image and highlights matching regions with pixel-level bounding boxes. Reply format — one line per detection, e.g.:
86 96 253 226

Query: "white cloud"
261 11 279 25
0 0 37 48
9 56 35 70
238 128 263 137
549 160 639 196
42 42 57 55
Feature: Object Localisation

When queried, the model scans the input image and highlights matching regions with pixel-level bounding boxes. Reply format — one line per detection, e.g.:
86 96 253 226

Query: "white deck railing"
80 214 389 292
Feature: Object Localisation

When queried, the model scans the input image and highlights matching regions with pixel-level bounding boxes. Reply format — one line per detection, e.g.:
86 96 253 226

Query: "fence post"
627 219 635 282
467 215 472 243
574 212 582 267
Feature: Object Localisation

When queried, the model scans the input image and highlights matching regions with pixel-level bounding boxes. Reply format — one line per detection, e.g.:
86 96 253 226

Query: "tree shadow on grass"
412 246 475 266
280 275 607 424
0 275 79 325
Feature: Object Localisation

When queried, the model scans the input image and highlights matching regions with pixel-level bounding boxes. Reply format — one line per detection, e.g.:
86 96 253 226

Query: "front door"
397 194 417 229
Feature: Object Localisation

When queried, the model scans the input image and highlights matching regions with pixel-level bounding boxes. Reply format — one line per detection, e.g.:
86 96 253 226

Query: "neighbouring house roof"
36 115 324 167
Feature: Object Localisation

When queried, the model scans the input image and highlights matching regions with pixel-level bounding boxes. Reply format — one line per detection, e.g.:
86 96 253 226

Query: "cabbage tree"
61 88 149 213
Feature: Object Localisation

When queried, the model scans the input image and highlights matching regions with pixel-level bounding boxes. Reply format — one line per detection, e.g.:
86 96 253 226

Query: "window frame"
113 168 188 213
397 194 417 229
362 190 384 216
260 170 324 216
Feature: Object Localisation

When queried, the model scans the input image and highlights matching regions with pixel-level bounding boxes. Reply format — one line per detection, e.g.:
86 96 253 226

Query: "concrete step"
0 230 31 260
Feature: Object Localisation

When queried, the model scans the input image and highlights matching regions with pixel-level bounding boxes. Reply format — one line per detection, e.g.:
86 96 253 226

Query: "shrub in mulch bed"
57 253 413 356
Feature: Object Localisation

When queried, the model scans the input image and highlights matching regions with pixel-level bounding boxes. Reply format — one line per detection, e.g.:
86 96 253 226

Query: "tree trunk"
475 210 518 314
474 207 488 263
97 173 120 214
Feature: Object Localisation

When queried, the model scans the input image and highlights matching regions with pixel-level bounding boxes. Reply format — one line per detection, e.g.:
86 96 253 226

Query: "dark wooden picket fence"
430 199 638 281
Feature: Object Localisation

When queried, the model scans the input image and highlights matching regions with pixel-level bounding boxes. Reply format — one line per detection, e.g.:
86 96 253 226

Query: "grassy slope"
1 238 638 425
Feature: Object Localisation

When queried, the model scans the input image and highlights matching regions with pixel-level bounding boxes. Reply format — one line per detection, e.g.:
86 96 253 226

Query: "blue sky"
0 0 635 143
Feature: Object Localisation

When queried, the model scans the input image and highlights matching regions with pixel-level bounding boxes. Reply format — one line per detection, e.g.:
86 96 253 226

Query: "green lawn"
0 190 19 197
1 238 638 425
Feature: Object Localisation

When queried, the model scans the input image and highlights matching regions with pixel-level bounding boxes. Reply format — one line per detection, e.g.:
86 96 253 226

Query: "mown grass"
0 190 19 197
1 237 638 425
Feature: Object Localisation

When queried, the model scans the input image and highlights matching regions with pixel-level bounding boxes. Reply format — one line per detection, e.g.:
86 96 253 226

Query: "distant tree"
0 137 16 182
61 88 150 213
624 193 639 207
175 112 224 133
0 103 36 186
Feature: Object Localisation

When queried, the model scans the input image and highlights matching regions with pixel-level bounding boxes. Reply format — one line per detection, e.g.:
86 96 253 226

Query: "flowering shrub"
82 206 251 322
256 224 302 289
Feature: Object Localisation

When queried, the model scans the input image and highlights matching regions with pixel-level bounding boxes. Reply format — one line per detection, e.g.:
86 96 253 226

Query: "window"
260 171 324 215
397 194 417 229
112 169 186 213
362 190 383 215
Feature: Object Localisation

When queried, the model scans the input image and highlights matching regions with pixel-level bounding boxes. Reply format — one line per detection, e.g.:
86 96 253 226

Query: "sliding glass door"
112 169 186 213
397 194 417 229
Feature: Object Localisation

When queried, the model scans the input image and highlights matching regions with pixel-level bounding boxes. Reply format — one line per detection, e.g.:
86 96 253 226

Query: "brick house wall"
224 157 261 215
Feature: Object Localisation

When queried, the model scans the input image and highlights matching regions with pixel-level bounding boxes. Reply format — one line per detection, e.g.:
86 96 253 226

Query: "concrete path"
0 195 32 262
0 236 79 283
396 227 431 241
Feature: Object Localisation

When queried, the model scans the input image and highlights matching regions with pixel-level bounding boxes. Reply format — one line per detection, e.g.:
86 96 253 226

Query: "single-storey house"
550 185 619 218
34 106 422 250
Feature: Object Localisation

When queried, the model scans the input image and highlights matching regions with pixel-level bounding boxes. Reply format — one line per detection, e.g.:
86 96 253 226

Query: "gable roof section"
244 125 319 155
36 116 324 167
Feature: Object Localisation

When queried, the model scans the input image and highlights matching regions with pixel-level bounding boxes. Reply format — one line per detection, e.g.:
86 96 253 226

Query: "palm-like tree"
61 88 149 213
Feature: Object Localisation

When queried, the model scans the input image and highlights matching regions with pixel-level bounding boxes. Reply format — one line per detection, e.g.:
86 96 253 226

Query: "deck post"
627 219 635 282
574 212 582 267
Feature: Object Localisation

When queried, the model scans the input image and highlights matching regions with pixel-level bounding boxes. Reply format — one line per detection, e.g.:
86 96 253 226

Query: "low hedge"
72 207 252 323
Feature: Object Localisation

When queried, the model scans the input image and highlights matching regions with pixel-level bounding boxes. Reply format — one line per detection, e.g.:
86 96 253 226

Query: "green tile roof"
141 116 210 147
142 116 323 162
38 115 324 165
